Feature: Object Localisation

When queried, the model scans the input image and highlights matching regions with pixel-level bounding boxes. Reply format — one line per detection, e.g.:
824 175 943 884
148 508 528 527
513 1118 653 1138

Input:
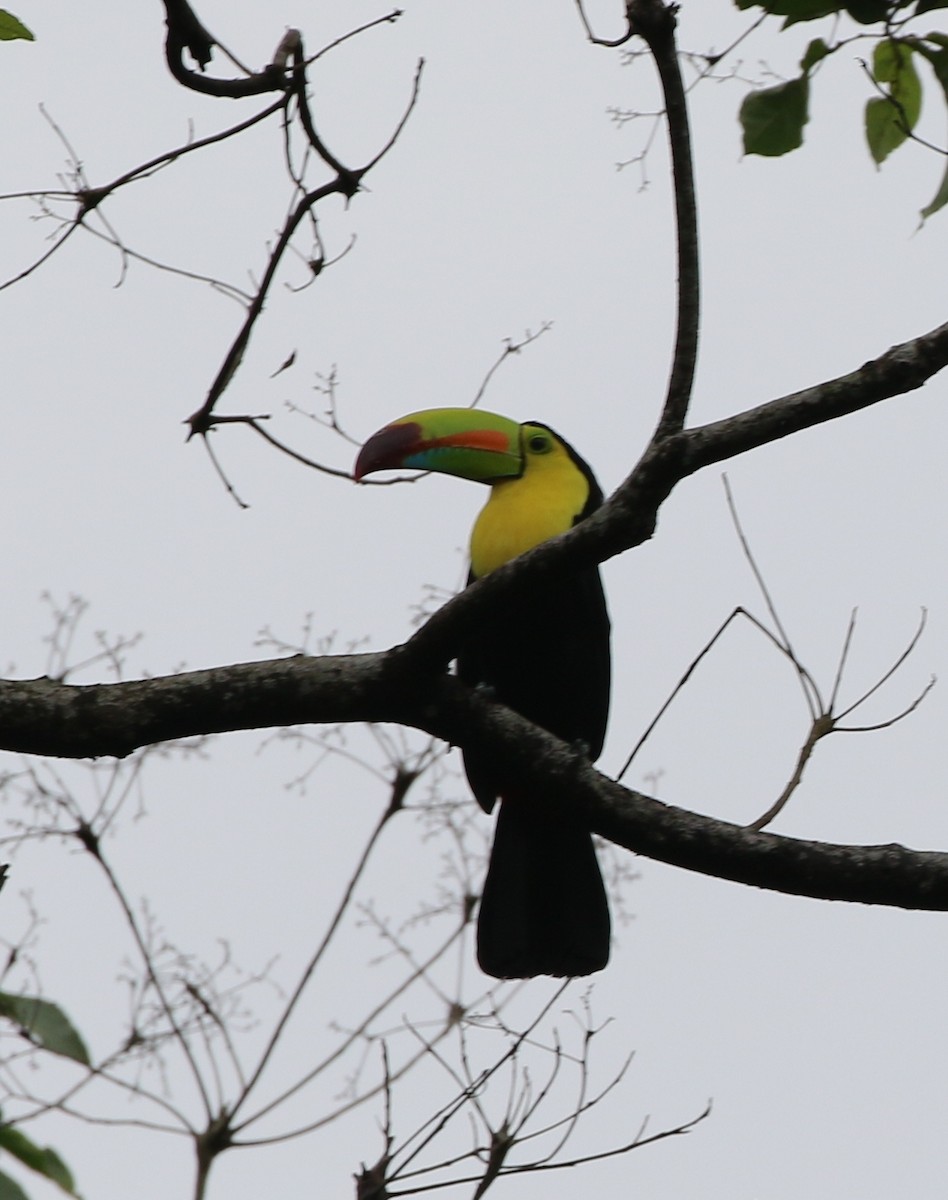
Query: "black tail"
476 794 611 979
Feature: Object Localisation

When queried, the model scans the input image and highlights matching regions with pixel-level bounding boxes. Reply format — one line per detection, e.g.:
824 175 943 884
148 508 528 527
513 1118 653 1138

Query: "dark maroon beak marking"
354 422 423 480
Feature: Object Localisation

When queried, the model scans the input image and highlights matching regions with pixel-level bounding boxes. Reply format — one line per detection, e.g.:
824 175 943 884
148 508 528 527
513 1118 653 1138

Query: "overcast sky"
3 2 948 1197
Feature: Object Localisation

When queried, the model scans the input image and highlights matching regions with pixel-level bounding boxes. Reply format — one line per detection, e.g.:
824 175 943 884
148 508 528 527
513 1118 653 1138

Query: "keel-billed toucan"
355 408 611 979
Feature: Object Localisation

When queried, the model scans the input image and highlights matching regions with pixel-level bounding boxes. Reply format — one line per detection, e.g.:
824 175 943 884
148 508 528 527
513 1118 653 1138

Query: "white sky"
3 1 948 1197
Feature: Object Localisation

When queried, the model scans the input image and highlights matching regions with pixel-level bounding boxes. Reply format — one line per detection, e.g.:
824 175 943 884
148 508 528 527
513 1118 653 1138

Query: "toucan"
354 408 611 979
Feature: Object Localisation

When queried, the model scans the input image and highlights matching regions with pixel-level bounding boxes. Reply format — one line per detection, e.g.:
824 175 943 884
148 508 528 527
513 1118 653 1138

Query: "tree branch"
1 657 947 913
0 655 393 759
162 0 292 98
630 0 700 436
681 319 948 471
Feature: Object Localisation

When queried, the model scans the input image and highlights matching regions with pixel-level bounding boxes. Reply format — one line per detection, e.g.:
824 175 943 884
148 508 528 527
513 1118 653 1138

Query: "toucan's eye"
526 433 552 455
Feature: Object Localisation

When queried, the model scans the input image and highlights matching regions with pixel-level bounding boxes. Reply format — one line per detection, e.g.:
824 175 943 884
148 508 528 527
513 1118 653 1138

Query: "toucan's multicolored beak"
354 408 524 483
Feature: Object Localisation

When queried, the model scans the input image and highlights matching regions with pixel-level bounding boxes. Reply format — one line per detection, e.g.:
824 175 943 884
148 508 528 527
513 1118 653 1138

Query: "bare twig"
835 608 929 722
469 325 554 411
573 0 635 48
723 476 822 714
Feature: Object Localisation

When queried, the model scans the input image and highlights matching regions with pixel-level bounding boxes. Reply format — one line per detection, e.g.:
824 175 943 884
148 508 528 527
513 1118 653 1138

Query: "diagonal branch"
183 178 353 439
184 54 423 438
681 319 948 471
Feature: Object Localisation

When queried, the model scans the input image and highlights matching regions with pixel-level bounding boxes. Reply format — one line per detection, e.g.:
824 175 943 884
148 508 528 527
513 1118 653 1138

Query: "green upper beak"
354 408 524 483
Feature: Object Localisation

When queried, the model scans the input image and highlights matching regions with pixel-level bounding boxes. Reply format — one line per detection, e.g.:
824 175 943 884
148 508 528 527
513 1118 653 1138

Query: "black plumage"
457 430 611 979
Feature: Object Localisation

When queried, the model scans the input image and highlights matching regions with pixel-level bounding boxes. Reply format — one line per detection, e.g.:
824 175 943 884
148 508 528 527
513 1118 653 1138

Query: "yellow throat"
469 428 591 578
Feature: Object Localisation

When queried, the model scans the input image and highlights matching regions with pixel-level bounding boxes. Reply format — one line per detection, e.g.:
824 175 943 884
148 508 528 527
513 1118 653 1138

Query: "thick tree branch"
0 658 946 911
0 655 393 759
681 318 948 469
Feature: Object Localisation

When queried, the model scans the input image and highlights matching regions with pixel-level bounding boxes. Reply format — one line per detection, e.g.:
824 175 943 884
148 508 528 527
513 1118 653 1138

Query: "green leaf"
740 76 810 155
915 0 948 12
0 1171 30 1200
847 0 899 21
734 0 837 19
920 158 948 218
800 37 832 72
874 36 922 92
865 96 901 162
908 40 948 218
0 1128 76 1196
911 39 948 79
865 39 922 164
0 11 33 41
0 994 90 1065
735 0 919 21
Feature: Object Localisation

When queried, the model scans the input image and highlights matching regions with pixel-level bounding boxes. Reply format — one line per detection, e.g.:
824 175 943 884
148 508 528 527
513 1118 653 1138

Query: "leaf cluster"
736 0 948 217
0 991 85 1199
